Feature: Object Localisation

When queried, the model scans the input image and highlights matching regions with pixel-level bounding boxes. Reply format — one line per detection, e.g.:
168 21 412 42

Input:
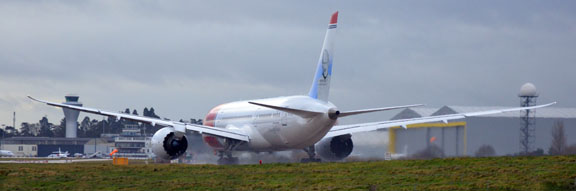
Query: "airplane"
46 148 69 158
0 150 15 157
28 11 555 164
84 151 104 159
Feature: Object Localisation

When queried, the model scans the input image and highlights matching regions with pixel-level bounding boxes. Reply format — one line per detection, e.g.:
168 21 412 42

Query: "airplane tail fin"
308 11 338 101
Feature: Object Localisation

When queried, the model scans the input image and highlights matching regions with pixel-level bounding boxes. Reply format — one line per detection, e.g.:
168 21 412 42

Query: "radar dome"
519 83 538 97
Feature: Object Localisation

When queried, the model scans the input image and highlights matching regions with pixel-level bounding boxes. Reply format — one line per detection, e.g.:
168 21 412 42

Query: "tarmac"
0 158 111 163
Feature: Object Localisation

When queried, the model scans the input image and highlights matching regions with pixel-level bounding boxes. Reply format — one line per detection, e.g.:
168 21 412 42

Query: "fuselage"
202 95 338 151
0 150 14 157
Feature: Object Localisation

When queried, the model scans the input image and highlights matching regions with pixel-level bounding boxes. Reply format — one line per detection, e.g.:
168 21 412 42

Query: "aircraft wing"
325 102 556 138
27 96 249 142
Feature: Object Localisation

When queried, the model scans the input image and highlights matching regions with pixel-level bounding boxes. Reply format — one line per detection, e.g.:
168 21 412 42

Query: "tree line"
0 107 203 138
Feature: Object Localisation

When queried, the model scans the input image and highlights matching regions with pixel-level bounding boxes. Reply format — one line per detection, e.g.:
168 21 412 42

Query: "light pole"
1 124 5 150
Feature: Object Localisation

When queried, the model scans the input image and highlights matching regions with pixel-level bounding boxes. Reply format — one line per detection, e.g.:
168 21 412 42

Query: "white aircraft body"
47 148 69 159
0 150 15 157
29 12 555 164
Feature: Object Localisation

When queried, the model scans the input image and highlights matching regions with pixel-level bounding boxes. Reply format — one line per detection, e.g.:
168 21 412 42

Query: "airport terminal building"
0 137 91 157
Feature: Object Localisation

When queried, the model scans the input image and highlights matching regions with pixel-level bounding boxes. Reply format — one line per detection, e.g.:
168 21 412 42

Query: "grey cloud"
0 0 575 125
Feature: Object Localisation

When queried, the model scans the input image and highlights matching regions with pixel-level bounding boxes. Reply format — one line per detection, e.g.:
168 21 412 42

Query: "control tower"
63 95 82 138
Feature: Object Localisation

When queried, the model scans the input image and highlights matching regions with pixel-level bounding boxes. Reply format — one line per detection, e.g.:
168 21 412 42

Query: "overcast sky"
0 0 575 127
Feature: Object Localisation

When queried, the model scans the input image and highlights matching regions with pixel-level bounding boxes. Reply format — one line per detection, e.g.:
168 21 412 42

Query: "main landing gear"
217 151 239 165
301 145 321 163
217 139 241 165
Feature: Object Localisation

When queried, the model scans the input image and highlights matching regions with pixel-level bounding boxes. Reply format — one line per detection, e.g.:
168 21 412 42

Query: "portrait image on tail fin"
322 49 330 79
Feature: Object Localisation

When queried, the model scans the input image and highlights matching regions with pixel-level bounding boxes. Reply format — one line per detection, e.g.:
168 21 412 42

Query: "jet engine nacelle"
151 127 188 160
315 134 353 161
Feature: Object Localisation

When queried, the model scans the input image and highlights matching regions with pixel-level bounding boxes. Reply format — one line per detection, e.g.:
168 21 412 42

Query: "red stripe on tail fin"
330 11 338 24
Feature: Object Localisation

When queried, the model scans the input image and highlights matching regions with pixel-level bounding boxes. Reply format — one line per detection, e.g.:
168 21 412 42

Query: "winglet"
28 95 46 103
464 102 557 117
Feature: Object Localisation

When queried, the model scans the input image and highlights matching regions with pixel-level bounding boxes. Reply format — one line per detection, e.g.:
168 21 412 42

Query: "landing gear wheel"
217 157 239 165
301 145 322 163
300 158 321 163
215 139 242 165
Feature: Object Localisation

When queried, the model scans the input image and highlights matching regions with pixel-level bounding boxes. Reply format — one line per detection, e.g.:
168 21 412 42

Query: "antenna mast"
518 83 538 155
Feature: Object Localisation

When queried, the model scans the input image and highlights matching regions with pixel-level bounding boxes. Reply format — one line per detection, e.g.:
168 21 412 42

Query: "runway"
0 158 111 163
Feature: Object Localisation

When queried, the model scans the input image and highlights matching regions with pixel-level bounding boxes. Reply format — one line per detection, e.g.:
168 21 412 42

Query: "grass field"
1 155 575 190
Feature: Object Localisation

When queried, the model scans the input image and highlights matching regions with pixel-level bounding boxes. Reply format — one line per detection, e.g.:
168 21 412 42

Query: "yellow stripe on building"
388 128 396 154
387 122 467 154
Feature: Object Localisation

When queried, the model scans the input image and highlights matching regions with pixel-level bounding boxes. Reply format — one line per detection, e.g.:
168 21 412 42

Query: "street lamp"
1 124 5 150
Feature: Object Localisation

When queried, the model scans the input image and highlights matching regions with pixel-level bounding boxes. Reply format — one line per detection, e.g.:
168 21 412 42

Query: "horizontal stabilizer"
339 104 424 118
248 102 323 118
